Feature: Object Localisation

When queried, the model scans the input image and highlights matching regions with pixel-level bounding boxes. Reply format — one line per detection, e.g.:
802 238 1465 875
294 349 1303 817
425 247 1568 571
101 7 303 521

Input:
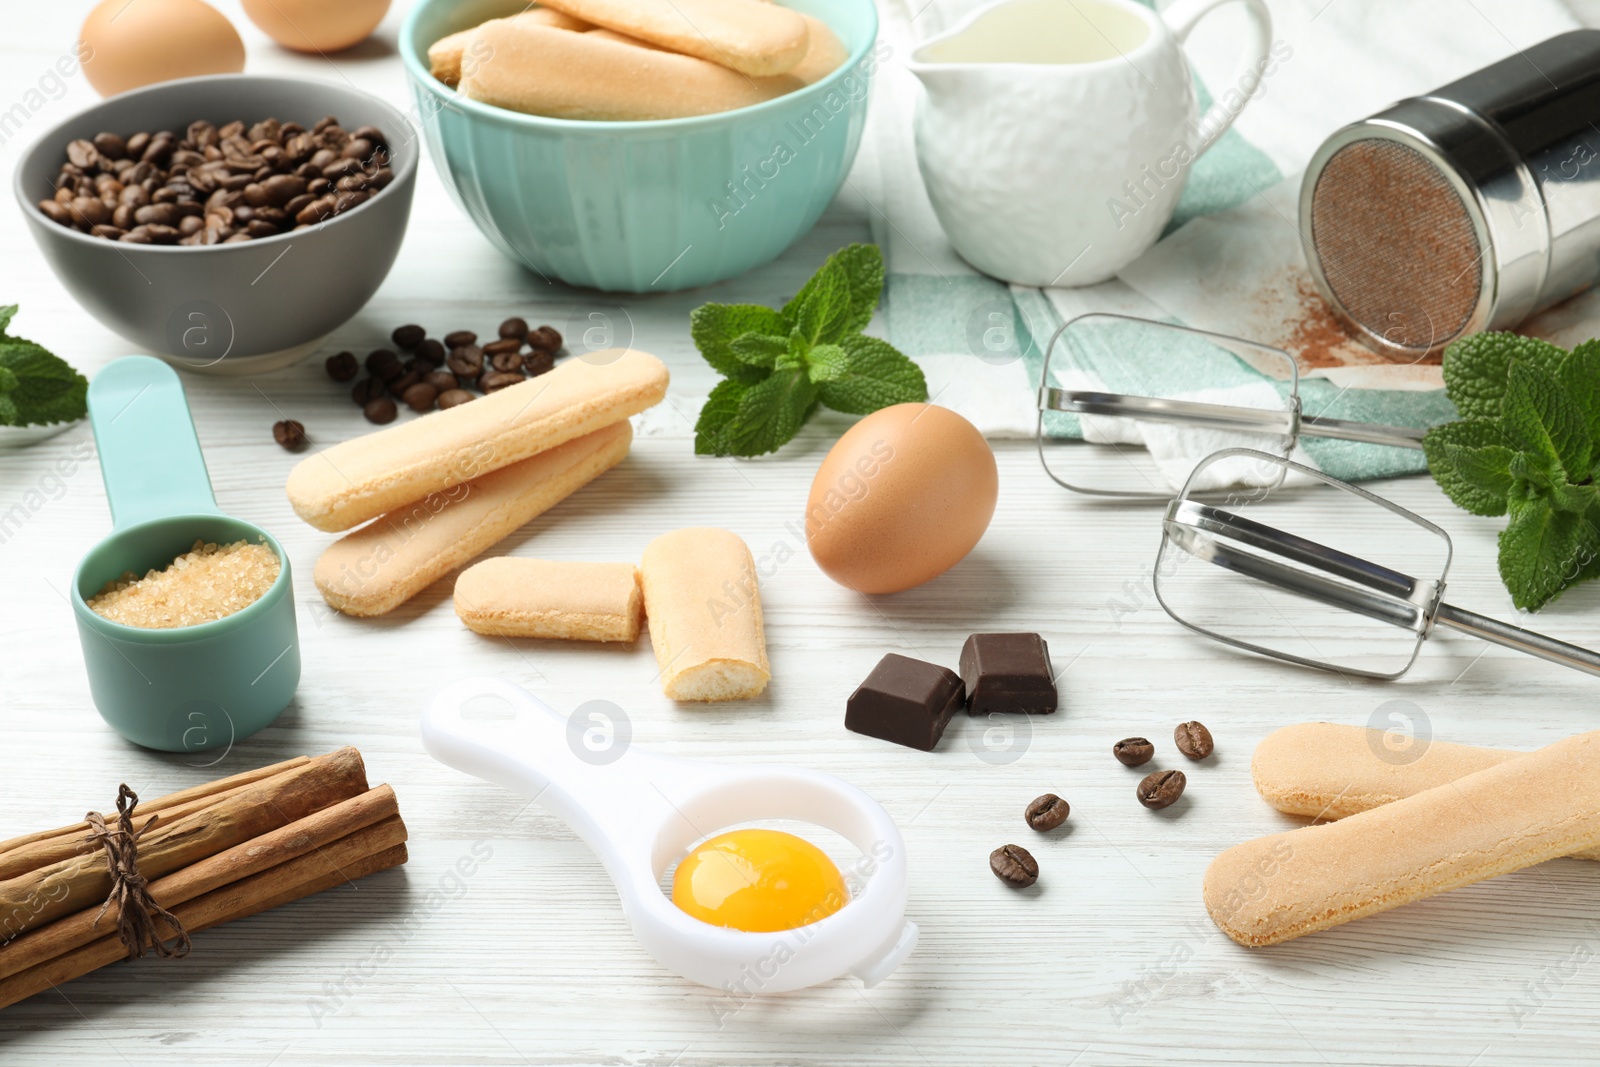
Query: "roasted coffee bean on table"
443 330 476 348
391 323 426 349
1114 737 1155 767
272 419 308 451
990 844 1039 888
414 338 446 366
527 325 563 352
425 370 459 392
498 316 528 339
351 376 385 405
401 382 438 412
39 117 393 244
1174 721 1214 760
363 397 398 424
1024 793 1069 832
365 348 399 374
437 388 475 409
324 350 358 381
1137 769 1186 810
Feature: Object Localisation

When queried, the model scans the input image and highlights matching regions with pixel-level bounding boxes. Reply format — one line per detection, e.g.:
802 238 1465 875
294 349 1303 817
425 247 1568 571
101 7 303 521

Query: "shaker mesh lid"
1309 138 1484 354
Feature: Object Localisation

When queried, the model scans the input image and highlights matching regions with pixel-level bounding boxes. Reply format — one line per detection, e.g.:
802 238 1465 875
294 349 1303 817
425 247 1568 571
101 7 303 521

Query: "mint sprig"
0 304 87 428
1424 331 1600 611
690 245 927 457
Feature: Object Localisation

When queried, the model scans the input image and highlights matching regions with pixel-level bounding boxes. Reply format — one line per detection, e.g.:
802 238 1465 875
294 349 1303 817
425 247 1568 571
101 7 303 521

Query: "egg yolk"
671 829 848 933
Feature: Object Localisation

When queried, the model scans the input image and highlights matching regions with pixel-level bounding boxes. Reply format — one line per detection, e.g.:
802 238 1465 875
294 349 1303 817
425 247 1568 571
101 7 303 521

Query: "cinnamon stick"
0 755 312 860
0 836 407 1010
0 786 401 981
0 748 368 942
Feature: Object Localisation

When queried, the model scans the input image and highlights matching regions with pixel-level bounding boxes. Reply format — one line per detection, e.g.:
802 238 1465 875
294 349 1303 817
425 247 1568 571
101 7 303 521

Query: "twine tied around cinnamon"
84 785 192 961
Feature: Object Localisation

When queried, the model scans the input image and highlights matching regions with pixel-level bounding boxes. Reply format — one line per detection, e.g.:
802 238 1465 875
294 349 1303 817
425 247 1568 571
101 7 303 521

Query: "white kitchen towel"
857 0 1591 488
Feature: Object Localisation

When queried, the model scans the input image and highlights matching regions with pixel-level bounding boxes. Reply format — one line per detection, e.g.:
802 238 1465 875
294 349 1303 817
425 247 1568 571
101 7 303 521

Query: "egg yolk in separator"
671 828 849 933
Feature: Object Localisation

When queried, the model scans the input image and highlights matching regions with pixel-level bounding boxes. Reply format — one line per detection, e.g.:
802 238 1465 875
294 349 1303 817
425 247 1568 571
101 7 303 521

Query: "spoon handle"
87 357 219 530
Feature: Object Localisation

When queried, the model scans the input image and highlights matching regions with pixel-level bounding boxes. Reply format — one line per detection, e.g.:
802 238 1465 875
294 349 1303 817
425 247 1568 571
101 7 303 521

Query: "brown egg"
80 0 246 98
241 0 391 53
806 403 998 594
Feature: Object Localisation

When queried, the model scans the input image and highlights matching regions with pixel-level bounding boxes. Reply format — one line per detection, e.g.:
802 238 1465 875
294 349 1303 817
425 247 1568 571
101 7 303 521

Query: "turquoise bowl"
400 0 878 292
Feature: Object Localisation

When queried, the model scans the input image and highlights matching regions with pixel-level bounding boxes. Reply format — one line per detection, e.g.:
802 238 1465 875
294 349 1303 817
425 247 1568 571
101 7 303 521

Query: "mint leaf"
808 343 849 383
718 369 818 457
791 266 850 347
1442 332 1566 422
1561 341 1600 459
0 339 88 427
1500 361 1590 480
690 304 786 384
693 379 746 456
1498 492 1600 611
783 244 884 340
816 335 928 415
727 332 788 369
1423 420 1517 517
0 305 17 339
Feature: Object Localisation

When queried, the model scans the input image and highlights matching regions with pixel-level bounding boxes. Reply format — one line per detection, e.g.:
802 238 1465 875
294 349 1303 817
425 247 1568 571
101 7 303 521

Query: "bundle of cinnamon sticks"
0 747 406 1009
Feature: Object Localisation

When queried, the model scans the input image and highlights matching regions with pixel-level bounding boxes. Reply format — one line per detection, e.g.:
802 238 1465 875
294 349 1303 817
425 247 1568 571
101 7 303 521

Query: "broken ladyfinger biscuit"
455 558 642 642
538 0 809 76
1252 721 1600 861
461 20 799 121
639 528 770 702
286 348 667 533
313 423 631 617
1205 729 1600 947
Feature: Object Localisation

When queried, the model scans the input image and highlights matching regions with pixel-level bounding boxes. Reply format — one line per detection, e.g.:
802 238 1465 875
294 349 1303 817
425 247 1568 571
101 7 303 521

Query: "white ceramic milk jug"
906 0 1273 287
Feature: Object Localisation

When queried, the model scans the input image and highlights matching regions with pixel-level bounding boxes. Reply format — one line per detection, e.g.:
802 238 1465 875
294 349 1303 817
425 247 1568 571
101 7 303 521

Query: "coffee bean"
93 132 128 160
443 330 477 349
1024 794 1069 832
362 397 398 424
1114 737 1154 767
490 350 525 373
365 348 399 374
401 382 438 412
351 377 385 405
523 350 555 376
1174 721 1213 761
1137 770 1186 810
479 371 525 393
437 388 474 409
425 370 458 392
66 139 100 170
482 337 522 356
498 316 528 339
325 351 358 381
527 325 562 352
391 324 425 350
446 346 483 380
388 370 423 396
414 338 446 367
989 844 1038 888
272 419 308 451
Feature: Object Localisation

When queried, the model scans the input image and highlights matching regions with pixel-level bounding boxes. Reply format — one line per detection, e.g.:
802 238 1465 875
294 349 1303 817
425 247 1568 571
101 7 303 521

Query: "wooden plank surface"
4 3 1600 1064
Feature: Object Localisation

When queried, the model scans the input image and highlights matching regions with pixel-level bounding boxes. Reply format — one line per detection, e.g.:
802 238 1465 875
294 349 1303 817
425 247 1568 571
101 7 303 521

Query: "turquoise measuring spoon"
70 357 299 752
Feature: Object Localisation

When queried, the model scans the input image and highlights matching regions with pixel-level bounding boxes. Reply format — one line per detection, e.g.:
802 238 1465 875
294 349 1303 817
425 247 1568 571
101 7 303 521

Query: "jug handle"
87 356 221 530
1161 0 1273 158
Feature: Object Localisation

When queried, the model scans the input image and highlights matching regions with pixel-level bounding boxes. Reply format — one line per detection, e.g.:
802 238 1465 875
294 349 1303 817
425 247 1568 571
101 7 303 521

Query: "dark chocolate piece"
960 633 1056 715
845 653 964 751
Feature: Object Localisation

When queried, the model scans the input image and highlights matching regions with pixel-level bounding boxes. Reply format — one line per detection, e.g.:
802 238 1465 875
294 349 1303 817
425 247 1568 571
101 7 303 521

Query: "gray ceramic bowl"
14 75 418 375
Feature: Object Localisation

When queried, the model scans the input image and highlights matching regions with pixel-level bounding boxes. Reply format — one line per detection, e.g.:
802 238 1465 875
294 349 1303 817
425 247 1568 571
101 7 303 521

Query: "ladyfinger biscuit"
287 349 667 533
787 14 847 84
428 9 593 86
1252 722 1600 862
313 423 631 617
461 20 799 121
455 558 642 641
539 0 809 76
1205 730 1600 947
639 528 769 702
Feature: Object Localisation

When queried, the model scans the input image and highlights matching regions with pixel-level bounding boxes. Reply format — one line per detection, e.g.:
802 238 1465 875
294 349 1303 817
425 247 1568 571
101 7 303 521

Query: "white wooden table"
5 3 1600 1064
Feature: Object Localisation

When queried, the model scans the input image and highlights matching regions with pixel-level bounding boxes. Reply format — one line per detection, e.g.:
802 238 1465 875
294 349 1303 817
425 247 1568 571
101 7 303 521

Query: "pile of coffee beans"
1113 720 1214 811
37 115 393 245
327 318 565 424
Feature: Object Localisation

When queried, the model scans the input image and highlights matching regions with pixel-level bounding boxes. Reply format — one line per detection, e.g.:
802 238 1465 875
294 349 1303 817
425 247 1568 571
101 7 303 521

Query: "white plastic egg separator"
421 676 918 993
